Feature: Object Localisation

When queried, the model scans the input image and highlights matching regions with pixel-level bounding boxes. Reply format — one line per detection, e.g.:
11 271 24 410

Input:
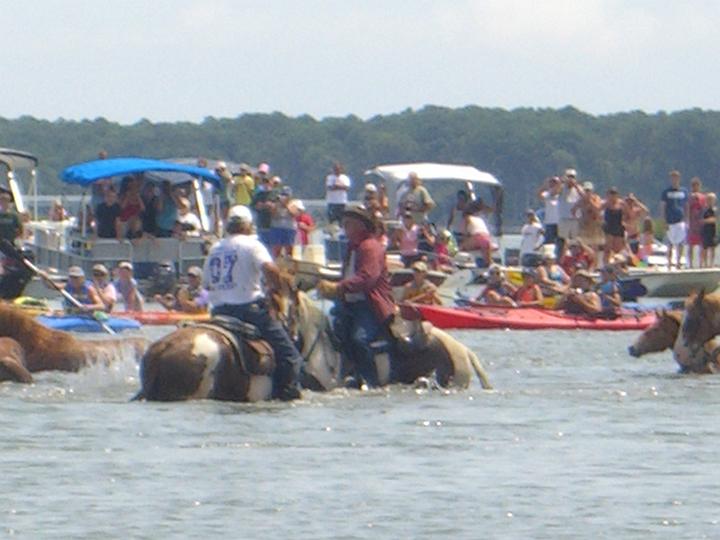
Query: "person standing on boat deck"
392 211 422 267
154 181 180 238
294 200 315 247
601 186 627 265
447 190 471 242
63 266 106 314
398 172 435 224
623 193 649 257
316 204 395 388
537 176 562 256
557 169 583 259
94 186 121 239
519 209 545 267
251 173 278 248
140 182 158 236
325 162 351 225
269 186 298 259
701 192 717 268
687 176 707 268
90 264 117 312
231 163 256 207
113 261 144 312
203 205 302 401
660 170 689 270
574 181 605 259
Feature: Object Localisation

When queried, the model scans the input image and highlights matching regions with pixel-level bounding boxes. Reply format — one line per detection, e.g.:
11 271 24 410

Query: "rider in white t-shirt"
202 205 303 401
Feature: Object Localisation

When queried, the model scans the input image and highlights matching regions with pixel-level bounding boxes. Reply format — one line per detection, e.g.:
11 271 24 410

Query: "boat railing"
30 230 208 278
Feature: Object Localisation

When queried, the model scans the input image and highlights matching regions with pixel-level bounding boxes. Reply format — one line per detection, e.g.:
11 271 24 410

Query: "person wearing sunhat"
63 266 106 314
401 260 442 305
476 264 517 306
203 205 303 401
558 268 601 316
317 203 394 387
90 263 117 312
114 261 144 312
155 266 208 314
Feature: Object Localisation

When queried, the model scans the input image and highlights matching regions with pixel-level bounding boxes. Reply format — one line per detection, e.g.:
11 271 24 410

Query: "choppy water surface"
2 325 719 539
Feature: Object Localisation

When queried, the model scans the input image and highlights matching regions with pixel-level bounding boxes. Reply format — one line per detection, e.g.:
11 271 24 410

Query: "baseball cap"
294 200 306 211
227 205 253 223
187 266 202 277
118 261 133 271
365 183 378 193
582 181 594 191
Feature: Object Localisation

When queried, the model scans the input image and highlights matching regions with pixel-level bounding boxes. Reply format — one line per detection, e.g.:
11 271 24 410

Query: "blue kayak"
37 315 142 333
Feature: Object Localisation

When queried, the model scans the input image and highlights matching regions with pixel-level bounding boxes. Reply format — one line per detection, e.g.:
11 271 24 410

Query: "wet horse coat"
629 309 720 373
136 291 492 401
0 303 147 383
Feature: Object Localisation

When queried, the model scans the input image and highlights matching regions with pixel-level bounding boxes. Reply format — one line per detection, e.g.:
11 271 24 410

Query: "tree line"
1 105 719 224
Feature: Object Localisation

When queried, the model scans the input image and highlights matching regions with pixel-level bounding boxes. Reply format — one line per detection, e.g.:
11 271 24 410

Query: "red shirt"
560 252 593 275
338 231 395 323
295 213 315 245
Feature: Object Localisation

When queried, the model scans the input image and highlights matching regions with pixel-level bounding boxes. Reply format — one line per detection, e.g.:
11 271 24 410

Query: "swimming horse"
629 308 720 374
0 303 147 383
134 290 492 402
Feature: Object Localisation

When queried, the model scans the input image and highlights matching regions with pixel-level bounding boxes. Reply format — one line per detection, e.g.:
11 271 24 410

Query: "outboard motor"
147 260 177 297
0 247 34 300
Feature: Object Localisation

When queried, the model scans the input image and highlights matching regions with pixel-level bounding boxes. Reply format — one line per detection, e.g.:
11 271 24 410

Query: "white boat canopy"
0 148 39 171
365 162 501 187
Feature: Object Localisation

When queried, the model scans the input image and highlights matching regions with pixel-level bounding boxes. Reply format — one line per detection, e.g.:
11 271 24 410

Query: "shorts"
543 223 558 244
268 227 297 246
327 204 345 224
558 219 579 240
464 233 492 251
702 226 717 249
666 221 687 246
257 228 273 247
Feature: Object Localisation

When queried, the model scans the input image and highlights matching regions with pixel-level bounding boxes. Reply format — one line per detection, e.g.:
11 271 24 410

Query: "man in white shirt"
325 162 351 224
202 205 302 401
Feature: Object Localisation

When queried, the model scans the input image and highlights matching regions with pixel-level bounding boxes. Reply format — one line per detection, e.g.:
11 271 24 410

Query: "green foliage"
1 107 718 224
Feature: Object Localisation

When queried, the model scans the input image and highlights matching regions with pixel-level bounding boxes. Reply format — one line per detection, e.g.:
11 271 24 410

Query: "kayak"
114 311 210 325
37 314 142 333
413 304 657 331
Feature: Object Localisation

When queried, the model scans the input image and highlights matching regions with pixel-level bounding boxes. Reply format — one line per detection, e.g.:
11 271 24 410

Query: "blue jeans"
334 300 389 387
213 299 302 392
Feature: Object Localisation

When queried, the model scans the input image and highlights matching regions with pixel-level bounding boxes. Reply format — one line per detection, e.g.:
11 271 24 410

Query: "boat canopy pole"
192 178 210 232
80 190 87 237
32 169 38 220
7 171 25 214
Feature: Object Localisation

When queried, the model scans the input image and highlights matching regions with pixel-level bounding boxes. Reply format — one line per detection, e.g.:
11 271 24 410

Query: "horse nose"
628 345 639 358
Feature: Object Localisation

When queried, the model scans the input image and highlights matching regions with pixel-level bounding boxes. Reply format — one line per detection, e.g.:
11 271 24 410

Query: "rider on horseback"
317 203 396 387
202 205 303 401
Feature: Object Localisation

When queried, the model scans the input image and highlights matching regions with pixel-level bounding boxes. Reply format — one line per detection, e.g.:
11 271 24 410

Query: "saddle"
187 316 274 376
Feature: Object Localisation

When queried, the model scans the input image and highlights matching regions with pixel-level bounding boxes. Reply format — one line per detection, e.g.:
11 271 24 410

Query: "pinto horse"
135 291 492 402
0 304 147 383
629 309 720 374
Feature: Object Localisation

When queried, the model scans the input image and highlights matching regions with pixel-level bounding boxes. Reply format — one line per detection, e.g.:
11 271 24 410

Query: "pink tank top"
399 225 419 256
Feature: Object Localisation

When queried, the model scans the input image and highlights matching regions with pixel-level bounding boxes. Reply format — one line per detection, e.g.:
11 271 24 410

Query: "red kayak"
413 304 656 331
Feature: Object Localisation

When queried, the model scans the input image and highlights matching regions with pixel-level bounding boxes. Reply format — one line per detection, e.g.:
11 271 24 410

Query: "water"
2 325 720 539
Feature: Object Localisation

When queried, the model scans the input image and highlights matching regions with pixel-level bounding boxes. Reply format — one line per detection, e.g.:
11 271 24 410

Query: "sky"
2 0 719 124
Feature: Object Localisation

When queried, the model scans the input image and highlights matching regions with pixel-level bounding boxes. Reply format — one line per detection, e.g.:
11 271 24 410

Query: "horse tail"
468 349 493 390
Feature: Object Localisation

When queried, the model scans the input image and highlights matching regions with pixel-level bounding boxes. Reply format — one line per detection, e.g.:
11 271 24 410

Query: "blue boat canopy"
60 157 222 189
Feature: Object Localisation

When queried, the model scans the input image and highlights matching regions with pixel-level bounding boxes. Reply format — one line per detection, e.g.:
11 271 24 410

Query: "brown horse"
682 290 720 356
629 309 720 373
135 291 492 402
0 304 147 383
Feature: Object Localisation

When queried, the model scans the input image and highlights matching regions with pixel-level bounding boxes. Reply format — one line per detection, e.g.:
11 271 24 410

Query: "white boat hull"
623 268 720 297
